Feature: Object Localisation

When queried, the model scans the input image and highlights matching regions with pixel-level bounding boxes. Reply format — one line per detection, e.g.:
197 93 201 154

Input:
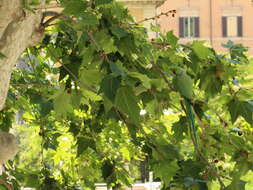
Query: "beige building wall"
158 0 253 54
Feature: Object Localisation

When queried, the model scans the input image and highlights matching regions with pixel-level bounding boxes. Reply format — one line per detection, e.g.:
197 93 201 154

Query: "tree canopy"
1 0 253 190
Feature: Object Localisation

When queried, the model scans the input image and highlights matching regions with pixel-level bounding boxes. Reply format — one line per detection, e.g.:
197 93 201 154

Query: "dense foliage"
1 0 253 189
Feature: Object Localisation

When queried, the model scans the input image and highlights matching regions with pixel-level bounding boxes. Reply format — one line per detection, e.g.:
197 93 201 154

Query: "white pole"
149 171 153 190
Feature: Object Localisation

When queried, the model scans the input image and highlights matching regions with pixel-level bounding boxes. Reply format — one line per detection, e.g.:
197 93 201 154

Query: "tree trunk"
0 0 44 110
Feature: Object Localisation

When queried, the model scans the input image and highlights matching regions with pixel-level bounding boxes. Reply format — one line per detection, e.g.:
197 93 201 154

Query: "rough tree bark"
0 0 45 110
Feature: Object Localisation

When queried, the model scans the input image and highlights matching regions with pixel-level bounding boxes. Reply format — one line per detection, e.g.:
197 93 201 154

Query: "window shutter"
237 16 243 37
222 16 227 37
179 17 184 37
195 17 200 37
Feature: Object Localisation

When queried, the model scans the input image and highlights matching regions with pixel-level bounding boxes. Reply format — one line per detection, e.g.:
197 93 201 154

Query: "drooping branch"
138 9 176 24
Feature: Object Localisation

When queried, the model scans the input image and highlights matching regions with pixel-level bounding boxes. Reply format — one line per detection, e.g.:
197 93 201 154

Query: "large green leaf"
199 66 223 97
23 173 40 188
110 60 126 77
94 30 117 53
110 26 128 39
53 90 73 117
62 0 87 15
128 72 151 89
192 41 212 60
100 75 121 102
166 31 178 48
227 99 253 124
172 116 188 142
80 68 103 86
115 86 140 124
225 180 246 190
153 160 179 186
77 136 96 156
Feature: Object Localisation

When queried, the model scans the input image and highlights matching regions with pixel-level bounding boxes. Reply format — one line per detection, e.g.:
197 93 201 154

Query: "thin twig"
138 9 176 24
151 41 170 48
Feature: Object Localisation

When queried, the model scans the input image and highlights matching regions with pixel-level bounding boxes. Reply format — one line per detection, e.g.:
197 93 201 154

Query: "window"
179 17 199 38
222 16 243 37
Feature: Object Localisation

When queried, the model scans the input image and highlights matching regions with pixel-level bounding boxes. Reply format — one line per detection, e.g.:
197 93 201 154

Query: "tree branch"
40 11 65 28
138 9 176 24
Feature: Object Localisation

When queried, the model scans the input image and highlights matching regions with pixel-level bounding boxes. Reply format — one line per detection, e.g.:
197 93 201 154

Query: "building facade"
158 0 253 54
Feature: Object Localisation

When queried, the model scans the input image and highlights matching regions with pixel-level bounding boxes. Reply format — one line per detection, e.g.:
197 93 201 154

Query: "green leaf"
59 56 82 81
62 0 87 15
103 95 114 113
128 72 151 89
53 90 73 117
40 100 54 117
240 102 253 124
110 60 126 77
80 68 102 86
225 180 246 190
191 41 212 59
199 66 223 97
228 99 253 124
227 99 241 123
172 116 188 142
23 174 40 188
82 89 101 101
110 26 128 39
185 52 200 73
77 136 96 156
94 30 117 53
78 12 99 27
95 0 112 5
71 91 82 108
153 160 179 185
81 47 94 65
115 86 140 124
100 75 121 102
166 31 178 48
